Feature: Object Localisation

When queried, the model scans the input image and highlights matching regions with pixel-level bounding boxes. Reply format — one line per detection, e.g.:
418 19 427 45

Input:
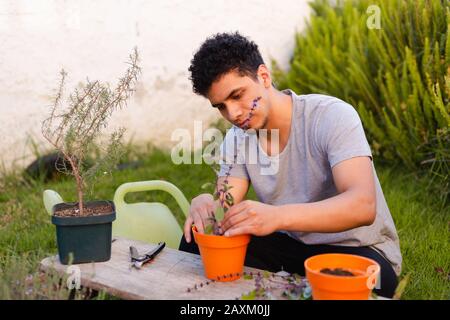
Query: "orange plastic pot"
192 226 250 282
305 253 380 300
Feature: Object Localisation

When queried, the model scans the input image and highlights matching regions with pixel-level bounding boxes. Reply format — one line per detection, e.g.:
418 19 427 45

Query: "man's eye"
232 94 241 100
212 104 224 109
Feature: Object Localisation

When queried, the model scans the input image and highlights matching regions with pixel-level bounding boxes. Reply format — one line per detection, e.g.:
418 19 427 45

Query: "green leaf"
225 195 234 207
204 223 214 235
240 290 256 300
201 182 214 190
222 184 234 192
215 206 225 222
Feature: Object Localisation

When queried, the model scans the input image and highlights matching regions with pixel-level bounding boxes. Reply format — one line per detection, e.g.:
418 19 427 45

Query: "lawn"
0 145 448 299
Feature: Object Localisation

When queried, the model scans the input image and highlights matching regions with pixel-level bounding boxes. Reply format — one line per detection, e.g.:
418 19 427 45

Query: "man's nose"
227 104 243 122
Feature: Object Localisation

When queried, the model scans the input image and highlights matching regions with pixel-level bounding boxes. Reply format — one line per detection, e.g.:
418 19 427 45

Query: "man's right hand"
184 176 249 243
184 193 217 243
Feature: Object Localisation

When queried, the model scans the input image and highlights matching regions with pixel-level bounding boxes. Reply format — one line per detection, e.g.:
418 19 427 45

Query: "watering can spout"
43 189 64 215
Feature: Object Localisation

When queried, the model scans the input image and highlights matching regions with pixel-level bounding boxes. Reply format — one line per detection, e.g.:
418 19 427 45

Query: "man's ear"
257 64 272 88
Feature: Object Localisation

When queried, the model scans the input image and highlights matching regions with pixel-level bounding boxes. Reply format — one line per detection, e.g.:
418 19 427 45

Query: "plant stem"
210 96 261 233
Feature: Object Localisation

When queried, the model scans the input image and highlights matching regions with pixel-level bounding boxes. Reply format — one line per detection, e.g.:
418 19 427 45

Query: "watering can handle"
43 189 64 215
113 180 190 218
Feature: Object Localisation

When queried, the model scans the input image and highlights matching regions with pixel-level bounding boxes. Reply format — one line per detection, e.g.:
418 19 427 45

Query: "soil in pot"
320 268 360 276
54 202 113 217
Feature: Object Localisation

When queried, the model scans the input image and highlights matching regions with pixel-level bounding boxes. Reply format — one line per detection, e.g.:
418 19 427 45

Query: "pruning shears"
129 242 166 269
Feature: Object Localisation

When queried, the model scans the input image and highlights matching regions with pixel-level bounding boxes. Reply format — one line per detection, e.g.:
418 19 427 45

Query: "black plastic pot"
51 201 116 265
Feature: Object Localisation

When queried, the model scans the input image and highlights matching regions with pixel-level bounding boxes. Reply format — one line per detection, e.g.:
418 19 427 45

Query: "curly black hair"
188 32 265 97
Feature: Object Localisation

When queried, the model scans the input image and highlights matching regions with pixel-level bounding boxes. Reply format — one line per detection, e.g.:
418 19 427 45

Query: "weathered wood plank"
40 237 262 300
40 237 389 300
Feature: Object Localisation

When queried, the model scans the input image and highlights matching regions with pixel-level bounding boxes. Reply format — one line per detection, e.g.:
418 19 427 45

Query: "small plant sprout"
201 96 262 235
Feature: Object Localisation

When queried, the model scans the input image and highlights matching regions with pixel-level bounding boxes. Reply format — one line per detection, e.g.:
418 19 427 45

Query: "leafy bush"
273 0 449 202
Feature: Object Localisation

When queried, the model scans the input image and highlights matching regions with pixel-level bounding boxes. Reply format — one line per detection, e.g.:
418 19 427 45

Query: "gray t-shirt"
218 89 402 275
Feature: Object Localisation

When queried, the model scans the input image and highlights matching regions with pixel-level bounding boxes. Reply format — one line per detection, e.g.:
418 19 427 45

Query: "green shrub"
273 0 449 202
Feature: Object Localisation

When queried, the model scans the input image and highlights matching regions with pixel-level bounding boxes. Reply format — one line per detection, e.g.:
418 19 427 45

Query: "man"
180 32 402 298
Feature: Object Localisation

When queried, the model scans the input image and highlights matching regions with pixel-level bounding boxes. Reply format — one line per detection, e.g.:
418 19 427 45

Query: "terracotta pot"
305 253 380 300
192 226 250 282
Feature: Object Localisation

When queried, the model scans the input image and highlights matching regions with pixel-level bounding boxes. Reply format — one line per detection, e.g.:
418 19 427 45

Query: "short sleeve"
315 101 372 168
218 127 250 180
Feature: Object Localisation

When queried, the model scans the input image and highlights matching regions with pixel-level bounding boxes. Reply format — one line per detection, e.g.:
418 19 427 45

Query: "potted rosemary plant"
41 48 141 265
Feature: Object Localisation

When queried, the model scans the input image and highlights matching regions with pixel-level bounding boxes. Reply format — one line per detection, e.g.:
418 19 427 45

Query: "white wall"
0 0 311 170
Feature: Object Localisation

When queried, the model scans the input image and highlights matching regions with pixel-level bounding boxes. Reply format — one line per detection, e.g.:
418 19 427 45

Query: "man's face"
206 68 269 130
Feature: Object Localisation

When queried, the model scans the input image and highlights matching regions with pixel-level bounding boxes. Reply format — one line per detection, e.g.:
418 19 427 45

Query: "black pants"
179 231 398 298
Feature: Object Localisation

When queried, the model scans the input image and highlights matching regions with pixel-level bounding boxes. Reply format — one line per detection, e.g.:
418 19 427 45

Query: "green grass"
374 164 449 299
0 146 448 299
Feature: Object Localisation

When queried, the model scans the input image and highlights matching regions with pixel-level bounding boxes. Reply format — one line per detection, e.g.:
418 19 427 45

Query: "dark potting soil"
319 268 356 276
54 203 113 217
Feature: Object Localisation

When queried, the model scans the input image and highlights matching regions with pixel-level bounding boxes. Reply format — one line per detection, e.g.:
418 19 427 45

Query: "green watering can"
112 180 189 249
43 180 190 249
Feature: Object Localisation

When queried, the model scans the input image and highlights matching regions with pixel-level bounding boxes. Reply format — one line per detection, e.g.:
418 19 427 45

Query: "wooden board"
40 237 265 300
